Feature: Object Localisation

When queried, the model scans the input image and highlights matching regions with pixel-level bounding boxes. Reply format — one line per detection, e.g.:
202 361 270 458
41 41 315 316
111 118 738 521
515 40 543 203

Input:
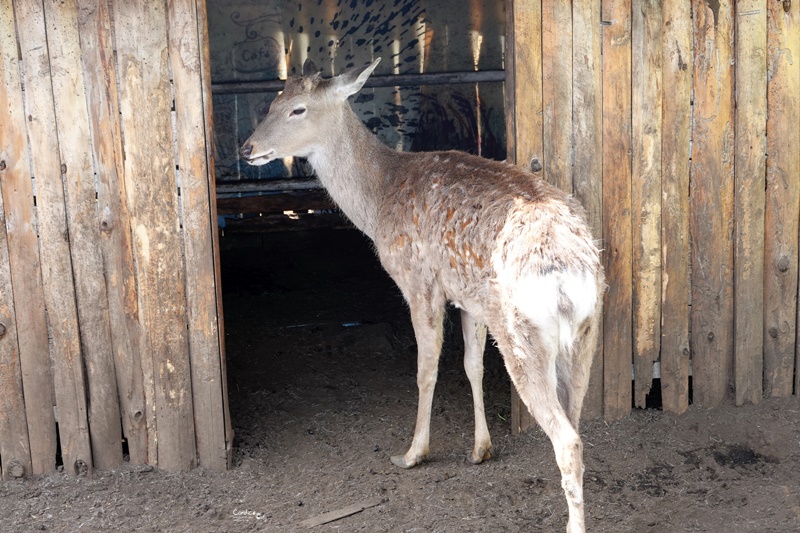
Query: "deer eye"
290 106 306 117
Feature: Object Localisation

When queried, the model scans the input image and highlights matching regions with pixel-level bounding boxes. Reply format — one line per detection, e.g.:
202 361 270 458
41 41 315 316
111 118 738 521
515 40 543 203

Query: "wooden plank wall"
506 0 800 422
0 0 228 478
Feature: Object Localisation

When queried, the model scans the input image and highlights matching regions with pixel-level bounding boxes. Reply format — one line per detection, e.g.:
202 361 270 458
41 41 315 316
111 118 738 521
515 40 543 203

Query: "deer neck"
307 105 394 240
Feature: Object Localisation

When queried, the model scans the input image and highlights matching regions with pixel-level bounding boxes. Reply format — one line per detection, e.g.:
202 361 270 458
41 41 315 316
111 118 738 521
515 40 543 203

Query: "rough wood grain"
659 0 692 414
76 0 148 465
167 0 228 471
112 0 196 471
572 0 603 420
0 0 57 475
764 0 800 398
690 0 735 408
44 0 122 470
14 0 93 475
631 0 662 408
197 0 233 468
734 0 767 406
601 0 633 421
505 0 542 434
542 0 572 192
0 182 32 481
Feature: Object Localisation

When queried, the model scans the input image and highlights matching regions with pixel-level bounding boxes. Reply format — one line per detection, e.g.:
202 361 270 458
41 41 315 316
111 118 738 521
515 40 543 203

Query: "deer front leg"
461 310 492 464
391 298 445 469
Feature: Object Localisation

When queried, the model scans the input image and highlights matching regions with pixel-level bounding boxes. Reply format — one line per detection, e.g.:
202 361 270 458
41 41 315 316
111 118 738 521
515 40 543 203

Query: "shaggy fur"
241 59 604 533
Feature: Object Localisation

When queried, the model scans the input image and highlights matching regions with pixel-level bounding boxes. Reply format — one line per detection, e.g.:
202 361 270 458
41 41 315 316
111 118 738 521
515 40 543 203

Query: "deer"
240 58 604 533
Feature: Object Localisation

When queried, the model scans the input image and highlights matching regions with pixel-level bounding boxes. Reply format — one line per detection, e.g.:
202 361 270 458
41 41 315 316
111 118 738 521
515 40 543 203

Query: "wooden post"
542 0 573 192
43 0 123 470
764 0 800 397
76 0 148 465
0 0 57 476
167 0 230 471
733 0 767 406
0 189 31 481
112 0 196 471
690 0 735 408
14 0 93 475
505 0 543 434
631 0 662 408
659 0 692 414
572 0 603 421
601 0 633 421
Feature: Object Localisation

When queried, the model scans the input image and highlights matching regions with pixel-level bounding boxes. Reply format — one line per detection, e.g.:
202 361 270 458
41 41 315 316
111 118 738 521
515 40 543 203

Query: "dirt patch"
2 229 799 532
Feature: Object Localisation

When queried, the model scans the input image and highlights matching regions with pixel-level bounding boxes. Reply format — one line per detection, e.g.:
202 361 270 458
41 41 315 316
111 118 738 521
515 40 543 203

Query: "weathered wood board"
733 0 767 406
112 0 197 471
15 0 93 475
631 0 662 408
572 0 603 420
542 0 572 192
764 0 800 398
44 0 122 471
0 0 58 476
601 0 633 421
659 0 692 414
76 0 148 466
690 0 735 409
167 0 229 471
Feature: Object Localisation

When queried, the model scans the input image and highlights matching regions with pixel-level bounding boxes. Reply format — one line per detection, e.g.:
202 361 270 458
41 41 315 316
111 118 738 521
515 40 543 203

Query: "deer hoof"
391 454 422 469
469 447 492 464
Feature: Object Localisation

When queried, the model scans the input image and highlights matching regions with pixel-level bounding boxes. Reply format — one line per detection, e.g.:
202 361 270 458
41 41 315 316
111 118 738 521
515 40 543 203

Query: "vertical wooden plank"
734 0 767 406
690 0 735 408
76 0 148 465
765 0 800 397
167 0 228 471
43 0 122 470
0 189 32 480
601 0 633 421
505 0 542 434
14 0 93 475
0 0 56 476
112 0 196 471
631 0 662 408
660 0 692 414
573 0 603 420
542 0 572 191
197 0 233 468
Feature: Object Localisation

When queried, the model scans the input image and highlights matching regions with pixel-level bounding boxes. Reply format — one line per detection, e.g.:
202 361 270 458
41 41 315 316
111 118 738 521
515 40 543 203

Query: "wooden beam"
601 0 633 421
44 0 123 471
0 0 57 475
15 0 93 476
167 0 228 471
76 0 148 465
690 0 735 408
505 0 543 434
631 0 662 408
572 0 603 420
542 0 572 192
733 0 767 406
659 0 692 414
217 190 335 216
765 0 800 398
112 0 196 471
211 70 505 95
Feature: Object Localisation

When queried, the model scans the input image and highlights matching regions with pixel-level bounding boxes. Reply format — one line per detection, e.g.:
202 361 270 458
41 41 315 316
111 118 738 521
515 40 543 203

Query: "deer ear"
302 59 320 78
334 58 381 99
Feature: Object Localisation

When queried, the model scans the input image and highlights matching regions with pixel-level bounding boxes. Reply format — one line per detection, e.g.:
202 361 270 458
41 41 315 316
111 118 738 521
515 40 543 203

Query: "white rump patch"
513 270 597 354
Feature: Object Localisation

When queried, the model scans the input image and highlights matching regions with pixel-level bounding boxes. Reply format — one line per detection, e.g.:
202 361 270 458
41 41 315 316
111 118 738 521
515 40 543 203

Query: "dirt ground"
2 228 800 532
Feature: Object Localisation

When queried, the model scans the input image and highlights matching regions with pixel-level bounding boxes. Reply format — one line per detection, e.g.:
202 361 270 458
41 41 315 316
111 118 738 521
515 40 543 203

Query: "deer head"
239 58 382 166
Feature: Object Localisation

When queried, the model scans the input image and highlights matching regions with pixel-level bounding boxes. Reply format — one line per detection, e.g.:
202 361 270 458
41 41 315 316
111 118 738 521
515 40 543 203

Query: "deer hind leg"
461 310 491 464
494 316 586 533
560 308 601 430
390 295 445 469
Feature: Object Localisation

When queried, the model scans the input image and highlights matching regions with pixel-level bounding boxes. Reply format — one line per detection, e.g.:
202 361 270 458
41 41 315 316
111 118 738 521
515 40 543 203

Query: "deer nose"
240 143 253 159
